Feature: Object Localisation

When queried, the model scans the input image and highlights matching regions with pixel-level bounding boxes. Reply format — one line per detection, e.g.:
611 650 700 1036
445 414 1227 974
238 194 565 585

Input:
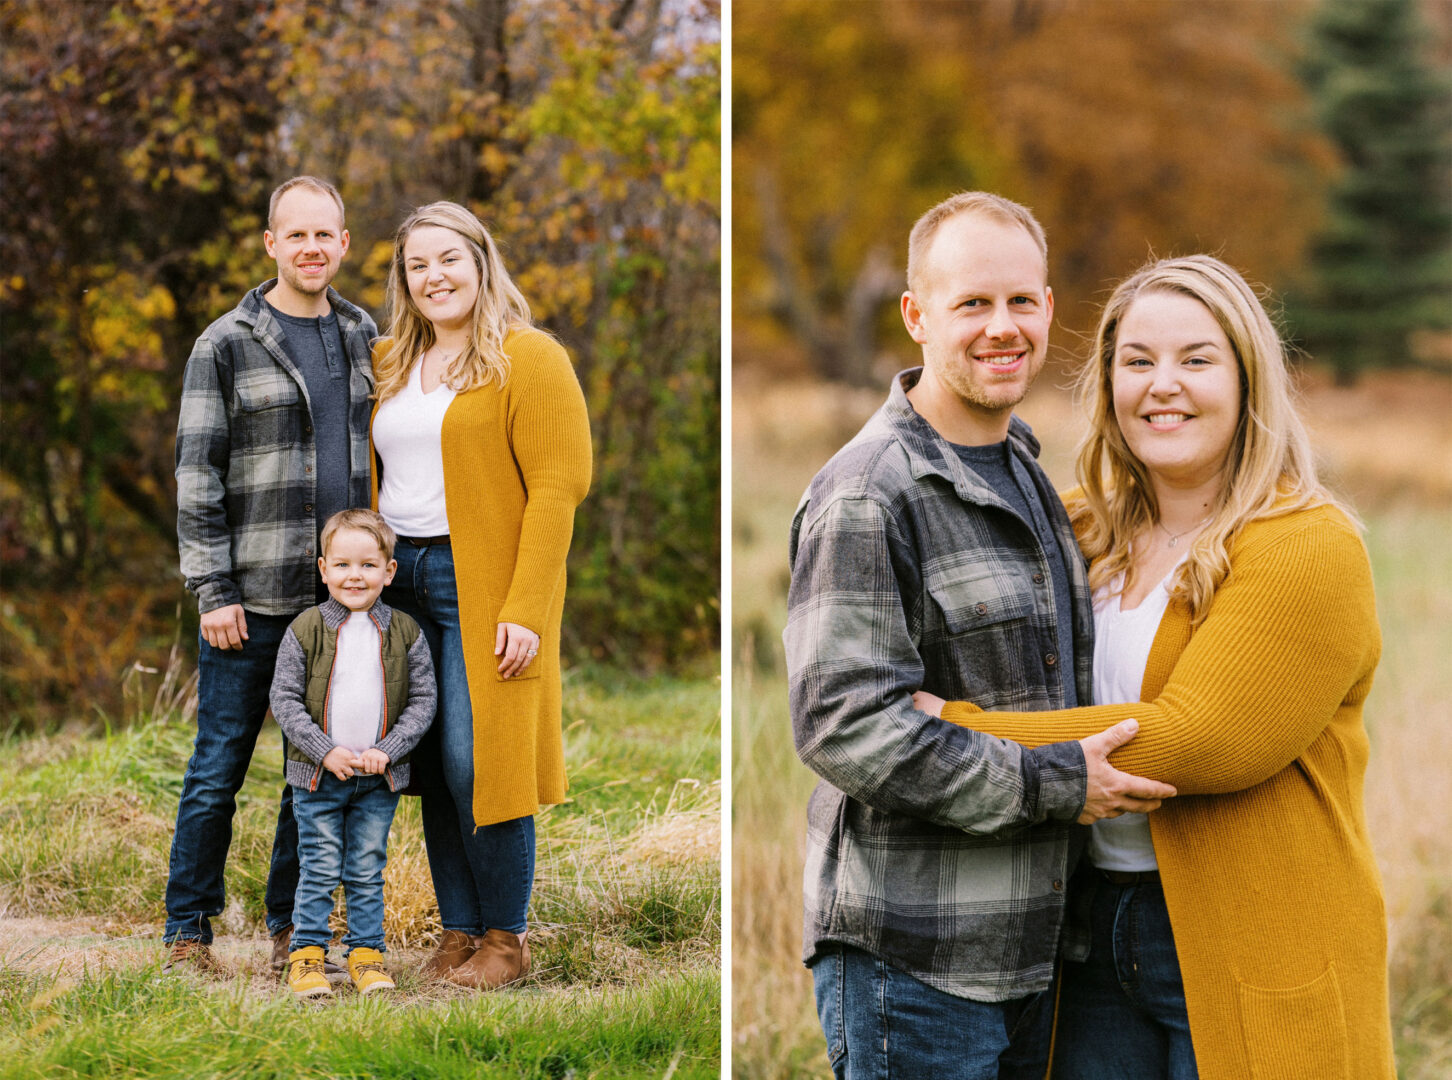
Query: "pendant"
1168 536 1179 547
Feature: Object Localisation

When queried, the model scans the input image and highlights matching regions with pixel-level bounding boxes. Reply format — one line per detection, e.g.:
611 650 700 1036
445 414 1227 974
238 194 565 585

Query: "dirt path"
0 915 481 1001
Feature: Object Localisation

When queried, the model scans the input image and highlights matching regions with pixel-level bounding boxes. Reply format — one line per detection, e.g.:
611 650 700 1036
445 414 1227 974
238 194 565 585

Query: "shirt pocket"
924 562 1037 635
232 370 302 451
920 563 1044 706
235 370 301 412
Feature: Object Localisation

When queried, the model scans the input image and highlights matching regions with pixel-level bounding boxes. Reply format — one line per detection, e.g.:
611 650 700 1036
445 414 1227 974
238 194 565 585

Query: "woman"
370 201 591 989
915 256 1392 1079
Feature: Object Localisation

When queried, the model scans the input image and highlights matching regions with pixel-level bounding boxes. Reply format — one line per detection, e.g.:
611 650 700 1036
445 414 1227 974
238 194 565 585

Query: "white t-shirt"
1086 558 1185 872
373 360 456 536
328 611 386 754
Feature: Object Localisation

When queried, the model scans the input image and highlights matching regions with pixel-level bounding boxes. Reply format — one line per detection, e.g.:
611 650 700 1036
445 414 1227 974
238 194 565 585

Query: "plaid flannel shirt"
175 281 378 617
785 368 1096 1002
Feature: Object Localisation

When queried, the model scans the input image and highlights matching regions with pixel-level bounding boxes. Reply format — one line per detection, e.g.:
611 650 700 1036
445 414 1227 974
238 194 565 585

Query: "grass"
0 664 721 1078
731 374 1452 1080
0 965 718 1079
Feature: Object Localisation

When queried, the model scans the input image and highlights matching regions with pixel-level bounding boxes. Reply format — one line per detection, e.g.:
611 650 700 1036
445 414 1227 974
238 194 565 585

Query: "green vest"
283 605 421 783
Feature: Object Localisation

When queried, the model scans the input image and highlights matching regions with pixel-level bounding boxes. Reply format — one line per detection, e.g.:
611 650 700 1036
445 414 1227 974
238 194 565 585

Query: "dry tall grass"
0 665 722 1006
732 373 1452 1079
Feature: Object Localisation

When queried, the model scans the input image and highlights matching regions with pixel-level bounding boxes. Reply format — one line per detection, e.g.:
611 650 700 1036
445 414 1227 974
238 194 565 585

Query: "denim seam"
830 949 847 1068
875 955 890 1078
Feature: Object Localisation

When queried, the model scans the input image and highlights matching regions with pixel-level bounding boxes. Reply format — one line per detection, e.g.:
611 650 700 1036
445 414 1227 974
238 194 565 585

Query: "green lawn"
0 664 721 1079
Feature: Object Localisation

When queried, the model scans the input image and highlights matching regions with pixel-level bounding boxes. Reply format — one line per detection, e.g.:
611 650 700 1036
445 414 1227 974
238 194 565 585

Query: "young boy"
269 508 436 999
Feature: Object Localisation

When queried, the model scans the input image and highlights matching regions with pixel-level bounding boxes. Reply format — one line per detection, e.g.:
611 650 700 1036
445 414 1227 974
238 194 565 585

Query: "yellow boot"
287 945 332 1000
347 947 395 995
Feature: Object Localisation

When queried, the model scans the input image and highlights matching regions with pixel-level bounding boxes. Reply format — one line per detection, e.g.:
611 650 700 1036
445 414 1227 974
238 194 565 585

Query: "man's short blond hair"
267 175 346 233
905 192 1048 294
320 508 397 561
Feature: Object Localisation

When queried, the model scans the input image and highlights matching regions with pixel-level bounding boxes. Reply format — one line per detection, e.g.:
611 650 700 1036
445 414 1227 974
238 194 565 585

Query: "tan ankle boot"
446 928 530 989
421 929 478 981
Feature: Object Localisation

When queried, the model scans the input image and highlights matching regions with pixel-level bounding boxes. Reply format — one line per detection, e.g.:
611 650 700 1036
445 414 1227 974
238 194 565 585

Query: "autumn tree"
2 0 719 718
733 0 1336 384
273 0 720 666
733 0 1013 384
1 0 283 573
1293 0 1452 383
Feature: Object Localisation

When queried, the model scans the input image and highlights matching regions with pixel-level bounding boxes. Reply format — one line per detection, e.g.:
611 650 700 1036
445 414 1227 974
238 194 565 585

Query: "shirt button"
305 466 313 474
304 503 313 513
1033 573 1044 584
975 602 988 615
305 547 313 556
1052 879 1064 891
305 424 313 435
1045 653 1058 666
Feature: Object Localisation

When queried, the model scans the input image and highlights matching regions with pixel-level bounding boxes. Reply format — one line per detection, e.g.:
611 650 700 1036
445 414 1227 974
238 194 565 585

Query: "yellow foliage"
83 275 175 379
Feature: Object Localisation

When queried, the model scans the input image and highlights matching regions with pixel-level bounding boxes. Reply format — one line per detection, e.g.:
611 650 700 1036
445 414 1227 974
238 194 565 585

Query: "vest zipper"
316 619 340 792
370 610 393 790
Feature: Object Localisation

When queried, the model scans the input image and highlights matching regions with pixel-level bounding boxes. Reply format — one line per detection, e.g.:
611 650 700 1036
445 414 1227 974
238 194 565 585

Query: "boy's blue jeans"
383 541 535 936
290 772 400 953
809 945 1053 1080
164 612 299 945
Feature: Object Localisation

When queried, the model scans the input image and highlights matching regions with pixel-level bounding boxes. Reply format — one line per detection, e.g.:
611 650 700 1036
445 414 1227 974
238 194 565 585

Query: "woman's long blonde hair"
374 201 535 402
1072 255 1350 623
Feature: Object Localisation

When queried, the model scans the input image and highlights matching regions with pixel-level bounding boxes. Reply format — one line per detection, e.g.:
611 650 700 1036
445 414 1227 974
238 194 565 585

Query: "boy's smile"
318 527 396 612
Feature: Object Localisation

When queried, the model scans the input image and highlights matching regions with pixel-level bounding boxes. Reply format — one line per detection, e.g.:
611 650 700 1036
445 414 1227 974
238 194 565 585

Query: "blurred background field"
731 375 1452 1079
731 0 1451 1075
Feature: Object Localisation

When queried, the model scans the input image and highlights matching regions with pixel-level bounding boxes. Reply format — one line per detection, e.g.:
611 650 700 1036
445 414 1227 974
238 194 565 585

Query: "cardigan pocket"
489 595 543 681
1236 963 1349 1080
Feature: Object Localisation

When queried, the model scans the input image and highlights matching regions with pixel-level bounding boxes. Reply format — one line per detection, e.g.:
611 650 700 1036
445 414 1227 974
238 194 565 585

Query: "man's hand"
912 690 947 716
322 746 361 781
357 748 390 775
1079 719 1176 824
200 604 249 651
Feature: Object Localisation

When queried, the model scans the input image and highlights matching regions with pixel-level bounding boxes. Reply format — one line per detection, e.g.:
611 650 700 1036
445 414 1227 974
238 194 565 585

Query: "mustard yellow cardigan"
942 503 1394 1080
371 328 592 827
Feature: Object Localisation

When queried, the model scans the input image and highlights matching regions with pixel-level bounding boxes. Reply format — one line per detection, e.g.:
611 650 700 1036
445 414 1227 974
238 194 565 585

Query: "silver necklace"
1156 514 1212 548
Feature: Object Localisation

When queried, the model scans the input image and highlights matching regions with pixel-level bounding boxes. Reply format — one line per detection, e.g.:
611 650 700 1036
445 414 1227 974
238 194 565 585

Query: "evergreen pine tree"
1295 0 1452 384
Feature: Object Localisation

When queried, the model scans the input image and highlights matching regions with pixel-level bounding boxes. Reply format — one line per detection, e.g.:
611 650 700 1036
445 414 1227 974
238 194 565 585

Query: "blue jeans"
810 945 1054 1080
383 541 535 936
164 611 299 943
1052 874 1199 1079
290 772 400 952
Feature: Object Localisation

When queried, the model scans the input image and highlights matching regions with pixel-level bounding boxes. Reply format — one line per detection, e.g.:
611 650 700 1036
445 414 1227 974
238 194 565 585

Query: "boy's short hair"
320 508 397 560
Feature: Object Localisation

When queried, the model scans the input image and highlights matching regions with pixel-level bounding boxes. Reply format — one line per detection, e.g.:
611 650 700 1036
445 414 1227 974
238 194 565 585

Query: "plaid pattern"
785 368 1096 1002
175 281 378 616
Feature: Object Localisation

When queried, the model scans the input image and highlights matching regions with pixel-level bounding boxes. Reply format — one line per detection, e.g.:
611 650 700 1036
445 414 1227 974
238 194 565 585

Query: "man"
165 176 378 975
784 192 1175 1078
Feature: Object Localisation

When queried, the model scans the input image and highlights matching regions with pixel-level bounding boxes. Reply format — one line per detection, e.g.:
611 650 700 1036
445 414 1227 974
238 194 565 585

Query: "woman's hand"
913 690 947 717
496 621 541 678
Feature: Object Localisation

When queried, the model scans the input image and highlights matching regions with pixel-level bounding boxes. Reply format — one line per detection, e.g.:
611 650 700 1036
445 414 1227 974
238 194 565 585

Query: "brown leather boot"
446 928 530 989
162 938 226 977
269 925 293 975
420 929 478 981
